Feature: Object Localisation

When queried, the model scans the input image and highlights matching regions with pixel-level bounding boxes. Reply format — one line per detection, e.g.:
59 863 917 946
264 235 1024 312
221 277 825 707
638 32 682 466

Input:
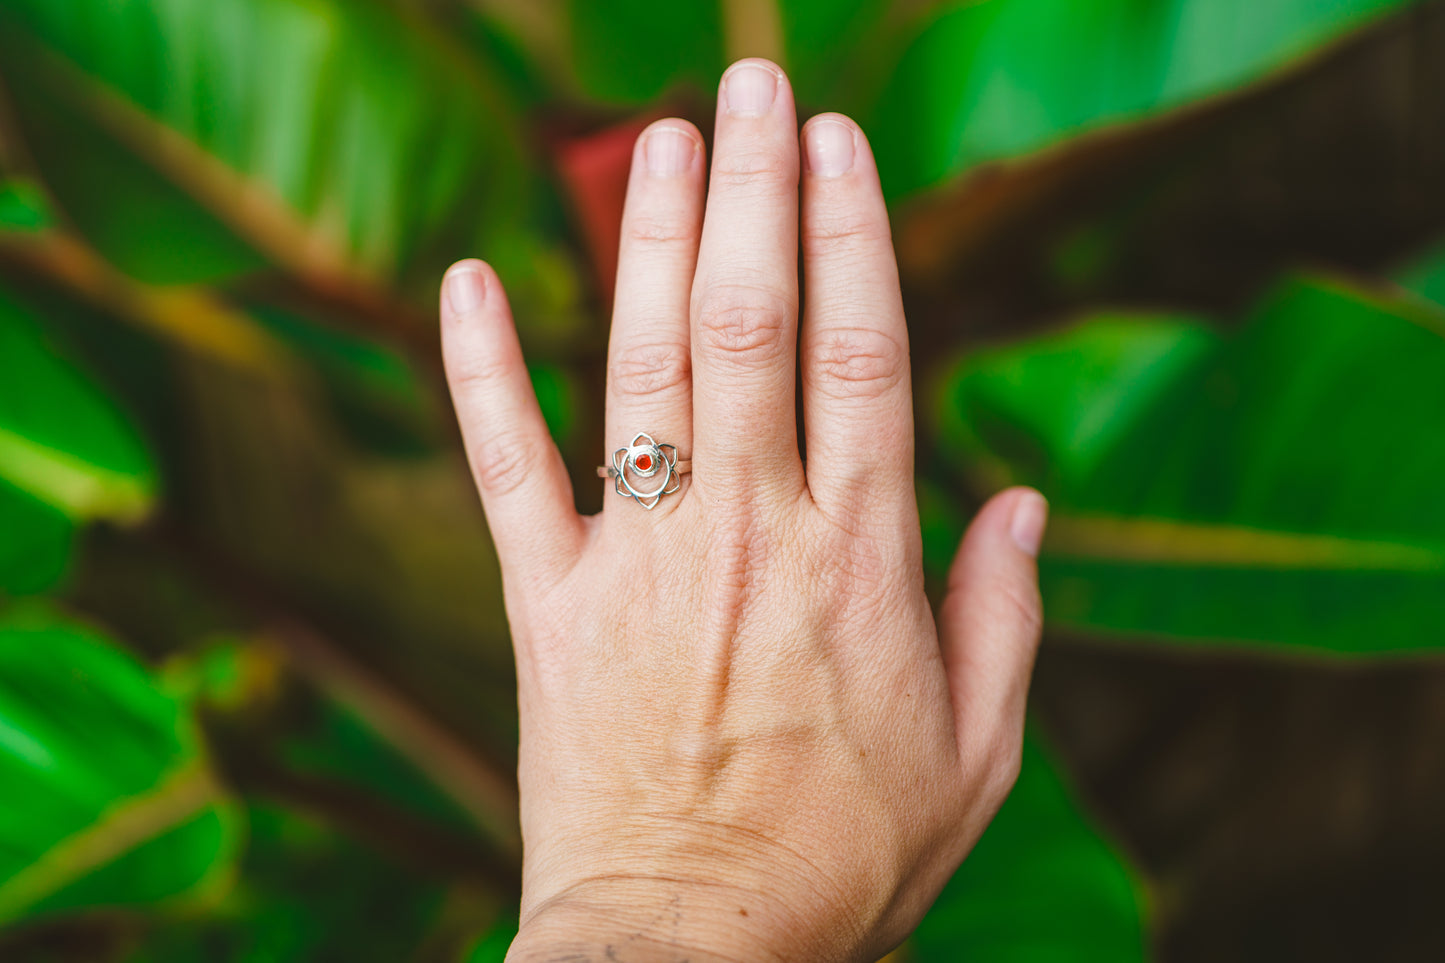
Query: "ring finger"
602 119 706 514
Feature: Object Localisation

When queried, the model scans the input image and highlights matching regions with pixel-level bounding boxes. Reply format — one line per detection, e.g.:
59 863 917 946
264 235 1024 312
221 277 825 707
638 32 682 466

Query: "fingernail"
723 62 778 117
805 119 855 177
1009 490 1049 557
445 267 487 316
645 126 696 177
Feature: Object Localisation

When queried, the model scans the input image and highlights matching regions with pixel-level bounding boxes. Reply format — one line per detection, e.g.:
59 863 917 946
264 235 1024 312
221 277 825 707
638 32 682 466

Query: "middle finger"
689 58 804 503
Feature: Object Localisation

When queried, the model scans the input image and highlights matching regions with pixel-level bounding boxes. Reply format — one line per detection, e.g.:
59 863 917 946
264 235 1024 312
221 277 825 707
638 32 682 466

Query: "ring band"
597 432 690 510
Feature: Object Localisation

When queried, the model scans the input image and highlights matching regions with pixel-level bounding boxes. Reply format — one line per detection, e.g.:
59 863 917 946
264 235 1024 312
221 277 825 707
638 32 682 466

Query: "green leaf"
0 606 240 925
777 0 896 105
0 291 157 592
870 0 1412 199
0 291 156 521
526 361 580 448
462 913 518 963
939 276 1445 655
913 733 1146 961
1394 241 1445 310
0 487 73 596
124 802 445 963
279 695 476 837
172 640 479 834
0 177 55 232
564 0 725 104
244 301 436 456
0 0 533 291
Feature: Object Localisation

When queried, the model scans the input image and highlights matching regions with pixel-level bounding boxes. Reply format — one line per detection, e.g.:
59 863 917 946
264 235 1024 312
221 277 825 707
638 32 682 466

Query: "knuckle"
804 211 891 247
983 734 1024 805
695 283 794 366
806 326 905 400
838 543 889 605
710 145 795 195
624 210 696 247
471 430 542 500
992 579 1044 640
447 352 513 396
611 338 691 398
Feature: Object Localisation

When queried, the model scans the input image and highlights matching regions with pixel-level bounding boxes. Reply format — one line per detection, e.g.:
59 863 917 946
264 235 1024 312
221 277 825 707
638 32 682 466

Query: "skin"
440 59 1048 963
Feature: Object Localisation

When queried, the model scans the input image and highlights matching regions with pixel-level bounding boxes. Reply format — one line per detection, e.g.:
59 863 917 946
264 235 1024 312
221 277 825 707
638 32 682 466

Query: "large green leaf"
932 313 1220 494
912 733 1146 961
0 0 532 292
3 78 267 286
0 606 240 925
0 291 157 593
937 276 1445 655
485 0 896 110
870 0 1411 199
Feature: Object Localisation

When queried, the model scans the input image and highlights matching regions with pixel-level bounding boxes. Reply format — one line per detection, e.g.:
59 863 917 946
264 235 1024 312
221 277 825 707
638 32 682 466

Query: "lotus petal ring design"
596 432 691 510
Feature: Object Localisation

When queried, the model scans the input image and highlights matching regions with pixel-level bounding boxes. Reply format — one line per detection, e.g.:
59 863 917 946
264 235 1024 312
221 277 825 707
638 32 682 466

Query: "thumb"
938 486 1048 771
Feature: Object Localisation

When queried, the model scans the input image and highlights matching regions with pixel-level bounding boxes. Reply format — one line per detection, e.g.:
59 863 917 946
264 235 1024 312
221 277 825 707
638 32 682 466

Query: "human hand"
440 58 1047 963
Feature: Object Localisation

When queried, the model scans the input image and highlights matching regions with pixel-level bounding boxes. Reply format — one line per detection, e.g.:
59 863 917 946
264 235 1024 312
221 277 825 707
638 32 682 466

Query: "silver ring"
596 432 691 510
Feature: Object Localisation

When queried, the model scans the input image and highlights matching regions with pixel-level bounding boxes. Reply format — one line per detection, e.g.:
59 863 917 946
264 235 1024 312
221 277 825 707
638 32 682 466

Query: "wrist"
505 876 849 963
506 912 748 963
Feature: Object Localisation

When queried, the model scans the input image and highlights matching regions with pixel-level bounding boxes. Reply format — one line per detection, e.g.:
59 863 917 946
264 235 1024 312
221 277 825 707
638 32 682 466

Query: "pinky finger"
441 259 584 585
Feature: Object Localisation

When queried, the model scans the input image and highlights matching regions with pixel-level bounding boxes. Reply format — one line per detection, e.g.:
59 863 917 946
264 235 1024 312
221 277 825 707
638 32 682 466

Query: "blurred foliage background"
1 0 1443 960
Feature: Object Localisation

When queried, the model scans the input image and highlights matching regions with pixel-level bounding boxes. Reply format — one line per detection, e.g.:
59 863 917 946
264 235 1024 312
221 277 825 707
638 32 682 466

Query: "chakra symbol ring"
596 432 691 510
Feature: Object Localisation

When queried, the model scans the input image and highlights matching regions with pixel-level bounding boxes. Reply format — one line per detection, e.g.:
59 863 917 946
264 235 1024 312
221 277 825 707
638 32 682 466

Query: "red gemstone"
634 453 653 471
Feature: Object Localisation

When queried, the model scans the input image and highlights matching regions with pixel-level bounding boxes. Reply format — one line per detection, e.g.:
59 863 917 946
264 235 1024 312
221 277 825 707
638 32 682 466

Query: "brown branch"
269 617 522 859
213 739 520 888
0 232 294 375
143 520 522 863
723 0 785 66
0 54 431 366
22 44 418 330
